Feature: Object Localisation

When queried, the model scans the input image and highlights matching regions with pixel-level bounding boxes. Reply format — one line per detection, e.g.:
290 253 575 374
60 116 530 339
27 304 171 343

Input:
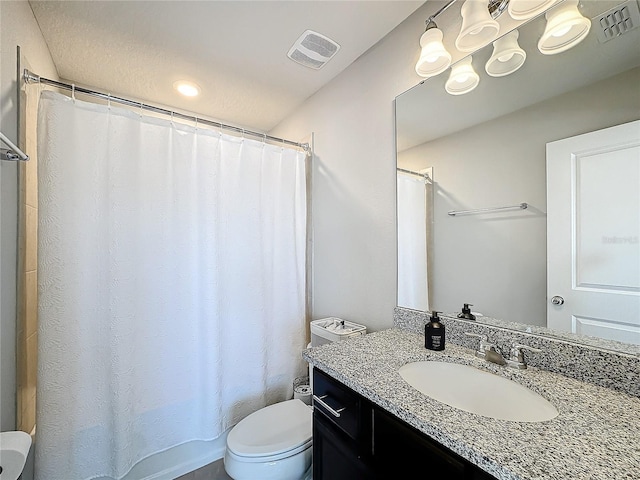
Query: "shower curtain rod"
397 167 432 182
23 69 310 152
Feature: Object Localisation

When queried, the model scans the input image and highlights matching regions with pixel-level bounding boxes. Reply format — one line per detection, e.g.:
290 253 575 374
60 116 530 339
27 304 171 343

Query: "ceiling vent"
287 30 340 69
594 0 640 43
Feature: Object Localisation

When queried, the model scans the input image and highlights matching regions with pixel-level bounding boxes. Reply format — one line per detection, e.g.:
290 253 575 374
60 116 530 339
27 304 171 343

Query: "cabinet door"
373 407 468 479
313 411 375 480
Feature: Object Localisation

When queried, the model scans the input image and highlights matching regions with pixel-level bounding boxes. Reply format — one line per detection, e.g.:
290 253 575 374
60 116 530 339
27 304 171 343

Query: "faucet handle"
507 344 542 369
464 332 489 358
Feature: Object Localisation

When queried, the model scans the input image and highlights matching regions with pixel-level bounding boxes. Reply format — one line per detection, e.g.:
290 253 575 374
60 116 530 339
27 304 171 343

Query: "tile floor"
175 459 233 480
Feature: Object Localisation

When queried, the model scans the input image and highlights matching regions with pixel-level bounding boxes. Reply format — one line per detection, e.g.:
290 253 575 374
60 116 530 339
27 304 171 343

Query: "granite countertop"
303 328 640 480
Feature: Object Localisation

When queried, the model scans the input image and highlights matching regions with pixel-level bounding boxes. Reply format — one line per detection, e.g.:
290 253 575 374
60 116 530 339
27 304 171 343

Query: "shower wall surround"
394 307 640 397
16 69 39 435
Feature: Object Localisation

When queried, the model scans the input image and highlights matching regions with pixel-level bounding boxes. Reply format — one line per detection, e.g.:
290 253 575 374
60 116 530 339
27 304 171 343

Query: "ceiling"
29 0 424 133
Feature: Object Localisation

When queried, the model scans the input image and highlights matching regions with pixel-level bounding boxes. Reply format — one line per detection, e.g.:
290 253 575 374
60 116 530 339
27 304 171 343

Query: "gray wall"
271 0 639 332
398 67 640 325
1 0 58 431
270 2 435 332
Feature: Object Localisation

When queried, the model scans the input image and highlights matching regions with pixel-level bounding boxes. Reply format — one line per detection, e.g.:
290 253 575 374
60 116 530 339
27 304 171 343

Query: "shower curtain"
35 91 307 480
397 172 429 311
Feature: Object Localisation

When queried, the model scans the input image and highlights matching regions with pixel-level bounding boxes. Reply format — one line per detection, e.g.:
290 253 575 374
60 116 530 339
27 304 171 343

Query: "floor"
175 459 233 480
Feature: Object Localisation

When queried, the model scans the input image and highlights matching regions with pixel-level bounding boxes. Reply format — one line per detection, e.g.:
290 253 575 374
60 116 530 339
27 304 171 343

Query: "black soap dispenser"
457 303 476 321
425 311 445 351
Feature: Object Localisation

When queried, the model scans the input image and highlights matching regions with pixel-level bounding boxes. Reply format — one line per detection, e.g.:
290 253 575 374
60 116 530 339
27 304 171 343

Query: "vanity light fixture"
173 80 201 97
413 0 592 96
415 19 452 77
485 30 526 77
455 0 501 52
507 0 559 20
445 56 480 95
538 0 591 55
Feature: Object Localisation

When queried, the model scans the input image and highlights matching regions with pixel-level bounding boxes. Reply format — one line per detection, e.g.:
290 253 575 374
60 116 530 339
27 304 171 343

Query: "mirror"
396 0 640 349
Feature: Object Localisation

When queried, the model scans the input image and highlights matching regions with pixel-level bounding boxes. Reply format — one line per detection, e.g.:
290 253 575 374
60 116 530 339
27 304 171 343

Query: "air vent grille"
301 33 339 58
287 30 341 70
289 50 326 69
594 0 640 43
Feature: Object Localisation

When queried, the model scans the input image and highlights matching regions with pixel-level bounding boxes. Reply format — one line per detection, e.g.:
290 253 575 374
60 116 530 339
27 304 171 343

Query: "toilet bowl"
224 399 313 480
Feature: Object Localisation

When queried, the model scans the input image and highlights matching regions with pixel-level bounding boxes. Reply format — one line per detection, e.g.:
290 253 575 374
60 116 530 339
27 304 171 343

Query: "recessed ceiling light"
173 81 200 97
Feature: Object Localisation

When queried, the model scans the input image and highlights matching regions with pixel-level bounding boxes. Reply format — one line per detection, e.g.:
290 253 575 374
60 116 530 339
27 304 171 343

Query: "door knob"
551 295 564 305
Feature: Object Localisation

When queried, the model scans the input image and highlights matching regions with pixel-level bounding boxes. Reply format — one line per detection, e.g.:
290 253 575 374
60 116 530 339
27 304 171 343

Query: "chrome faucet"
465 333 542 369
464 332 506 366
506 344 542 370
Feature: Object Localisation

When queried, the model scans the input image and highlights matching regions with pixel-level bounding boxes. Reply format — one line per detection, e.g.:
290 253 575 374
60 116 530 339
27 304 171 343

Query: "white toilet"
223 398 313 480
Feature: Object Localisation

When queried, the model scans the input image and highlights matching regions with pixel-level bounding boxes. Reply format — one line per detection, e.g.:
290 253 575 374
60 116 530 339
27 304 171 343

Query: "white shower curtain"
35 91 307 480
397 172 429 311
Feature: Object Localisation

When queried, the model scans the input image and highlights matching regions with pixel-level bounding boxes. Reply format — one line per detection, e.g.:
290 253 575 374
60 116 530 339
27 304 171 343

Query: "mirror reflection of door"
397 168 433 311
547 120 640 345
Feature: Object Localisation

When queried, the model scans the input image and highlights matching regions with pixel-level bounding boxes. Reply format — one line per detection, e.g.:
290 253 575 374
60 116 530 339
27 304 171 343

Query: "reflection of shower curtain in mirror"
36 91 307 480
397 172 430 311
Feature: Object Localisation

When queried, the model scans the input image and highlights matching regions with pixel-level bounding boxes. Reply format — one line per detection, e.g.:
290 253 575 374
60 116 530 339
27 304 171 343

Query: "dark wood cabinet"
312 368 497 480
312 367 374 480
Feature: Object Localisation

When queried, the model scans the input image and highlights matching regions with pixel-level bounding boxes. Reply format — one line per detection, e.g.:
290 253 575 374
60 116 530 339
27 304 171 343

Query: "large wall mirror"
396 0 640 350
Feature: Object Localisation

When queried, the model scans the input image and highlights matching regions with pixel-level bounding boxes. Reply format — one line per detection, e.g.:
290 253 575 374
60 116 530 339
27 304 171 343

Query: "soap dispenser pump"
457 303 476 321
425 311 445 351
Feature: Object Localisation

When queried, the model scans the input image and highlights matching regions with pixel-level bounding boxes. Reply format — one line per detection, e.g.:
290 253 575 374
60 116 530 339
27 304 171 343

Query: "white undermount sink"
0 431 32 480
399 361 558 422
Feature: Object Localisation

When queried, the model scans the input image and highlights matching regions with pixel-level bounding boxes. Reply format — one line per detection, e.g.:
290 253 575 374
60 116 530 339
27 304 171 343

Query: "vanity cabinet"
313 368 496 480
312 367 375 479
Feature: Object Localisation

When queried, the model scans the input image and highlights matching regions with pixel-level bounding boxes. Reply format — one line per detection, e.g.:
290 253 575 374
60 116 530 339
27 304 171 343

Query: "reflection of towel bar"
448 203 528 216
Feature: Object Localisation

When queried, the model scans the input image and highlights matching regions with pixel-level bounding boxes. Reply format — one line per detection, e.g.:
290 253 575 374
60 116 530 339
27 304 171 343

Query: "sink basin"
399 361 558 422
0 431 32 480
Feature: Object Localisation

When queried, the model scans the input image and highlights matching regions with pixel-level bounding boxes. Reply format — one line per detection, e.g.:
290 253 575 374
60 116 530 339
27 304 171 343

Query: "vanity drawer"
312 368 365 440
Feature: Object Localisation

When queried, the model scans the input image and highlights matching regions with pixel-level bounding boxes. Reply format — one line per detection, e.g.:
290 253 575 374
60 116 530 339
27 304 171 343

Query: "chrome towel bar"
448 202 528 216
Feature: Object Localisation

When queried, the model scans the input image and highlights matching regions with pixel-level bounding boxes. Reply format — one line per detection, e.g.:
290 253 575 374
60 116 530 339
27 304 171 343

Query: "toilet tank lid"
227 399 312 457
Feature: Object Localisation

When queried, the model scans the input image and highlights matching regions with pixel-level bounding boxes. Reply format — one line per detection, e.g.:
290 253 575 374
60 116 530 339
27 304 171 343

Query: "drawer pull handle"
313 394 346 418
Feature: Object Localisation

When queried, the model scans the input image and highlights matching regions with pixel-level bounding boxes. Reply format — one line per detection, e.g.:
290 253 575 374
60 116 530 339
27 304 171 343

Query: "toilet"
223 398 313 480
224 321 366 479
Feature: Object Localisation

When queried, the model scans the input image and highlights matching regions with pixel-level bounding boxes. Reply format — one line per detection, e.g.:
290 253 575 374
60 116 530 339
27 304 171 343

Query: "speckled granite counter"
303 328 640 480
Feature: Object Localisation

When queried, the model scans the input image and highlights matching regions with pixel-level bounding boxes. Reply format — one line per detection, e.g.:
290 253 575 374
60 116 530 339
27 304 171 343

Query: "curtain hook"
139 102 143 118
71 83 76 101
107 93 111 110
195 117 199 131
171 111 174 125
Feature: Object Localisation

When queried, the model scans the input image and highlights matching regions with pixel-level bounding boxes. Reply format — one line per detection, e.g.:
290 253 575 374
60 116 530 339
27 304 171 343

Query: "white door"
547 120 640 345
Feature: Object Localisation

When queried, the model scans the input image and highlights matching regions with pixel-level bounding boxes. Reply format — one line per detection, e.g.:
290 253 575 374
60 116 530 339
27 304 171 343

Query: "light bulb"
485 30 526 77
538 0 591 55
552 26 572 38
498 52 515 62
508 0 559 20
455 0 500 52
445 56 479 95
415 27 452 77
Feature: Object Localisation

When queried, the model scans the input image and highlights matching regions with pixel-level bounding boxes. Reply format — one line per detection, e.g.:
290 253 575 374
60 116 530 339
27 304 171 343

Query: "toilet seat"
227 399 312 461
